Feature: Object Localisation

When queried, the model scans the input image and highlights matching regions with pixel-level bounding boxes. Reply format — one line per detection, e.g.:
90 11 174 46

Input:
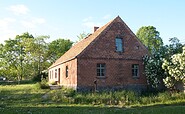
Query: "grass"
0 83 185 114
1 105 185 114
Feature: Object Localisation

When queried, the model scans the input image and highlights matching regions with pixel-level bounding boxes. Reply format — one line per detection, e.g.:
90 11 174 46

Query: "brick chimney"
94 26 99 32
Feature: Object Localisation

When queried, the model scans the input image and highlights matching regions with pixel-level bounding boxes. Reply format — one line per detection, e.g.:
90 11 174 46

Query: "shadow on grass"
0 80 36 85
1 103 185 114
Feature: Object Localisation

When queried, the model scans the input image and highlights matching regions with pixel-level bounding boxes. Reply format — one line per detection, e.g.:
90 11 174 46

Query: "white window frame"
132 64 139 78
97 63 106 77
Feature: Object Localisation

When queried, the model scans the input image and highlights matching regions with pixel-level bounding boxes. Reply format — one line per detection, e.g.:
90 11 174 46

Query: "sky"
0 0 185 45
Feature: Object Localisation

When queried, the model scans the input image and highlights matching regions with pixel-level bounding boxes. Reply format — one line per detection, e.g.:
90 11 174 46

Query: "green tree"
136 26 163 53
164 37 183 59
143 38 183 89
77 32 90 41
47 38 73 63
0 32 34 81
24 35 50 78
143 46 167 89
162 46 185 89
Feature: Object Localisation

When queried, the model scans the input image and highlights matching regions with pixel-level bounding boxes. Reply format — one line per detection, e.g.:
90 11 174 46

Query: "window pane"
66 66 68 78
115 38 123 52
132 64 139 77
97 63 106 77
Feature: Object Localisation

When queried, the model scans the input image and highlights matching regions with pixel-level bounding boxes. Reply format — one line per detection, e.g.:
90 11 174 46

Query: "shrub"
49 81 57 85
157 91 171 103
35 78 49 89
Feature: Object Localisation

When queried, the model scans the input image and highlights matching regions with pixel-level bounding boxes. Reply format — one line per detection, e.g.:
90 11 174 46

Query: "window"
55 69 57 78
97 63 106 77
115 38 123 52
66 66 68 78
49 71 51 79
132 64 139 77
52 70 54 79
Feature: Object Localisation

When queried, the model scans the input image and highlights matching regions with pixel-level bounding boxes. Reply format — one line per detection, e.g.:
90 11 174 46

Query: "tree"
24 35 50 78
162 46 185 89
77 32 90 41
0 32 34 81
143 46 167 89
143 37 183 90
164 37 183 59
136 26 163 53
47 38 73 63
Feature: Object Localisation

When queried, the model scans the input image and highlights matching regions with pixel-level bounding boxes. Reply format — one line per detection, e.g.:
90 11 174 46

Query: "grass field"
0 83 185 114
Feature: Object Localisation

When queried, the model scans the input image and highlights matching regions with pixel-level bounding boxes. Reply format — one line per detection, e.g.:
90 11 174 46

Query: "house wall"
77 18 148 91
77 58 147 91
49 58 77 89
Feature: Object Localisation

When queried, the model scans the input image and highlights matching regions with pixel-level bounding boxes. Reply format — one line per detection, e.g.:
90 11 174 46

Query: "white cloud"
21 21 36 28
0 18 16 27
103 14 111 20
83 16 93 22
33 18 46 24
82 16 102 28
82 21 102 28
21 17 46 29
7 4 29 15
0 18 17 43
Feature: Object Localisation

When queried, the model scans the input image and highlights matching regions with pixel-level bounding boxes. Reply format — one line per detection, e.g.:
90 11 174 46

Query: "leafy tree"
162 46 185 89
47 39 73 63
143 38 183 89
24 35 50 78
136 26 163 53
143 46 166 89
164 37 183 59
0 32 34 81
77 32 90 41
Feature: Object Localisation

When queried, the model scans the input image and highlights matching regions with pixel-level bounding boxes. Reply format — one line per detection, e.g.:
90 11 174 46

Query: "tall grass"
0 83 185 108
44 88 185 106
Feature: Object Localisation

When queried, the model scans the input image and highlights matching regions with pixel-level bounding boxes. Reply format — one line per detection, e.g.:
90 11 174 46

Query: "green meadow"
0 83 185 114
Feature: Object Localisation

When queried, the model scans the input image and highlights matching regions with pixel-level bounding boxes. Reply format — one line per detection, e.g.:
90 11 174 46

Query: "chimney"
94 26 99 32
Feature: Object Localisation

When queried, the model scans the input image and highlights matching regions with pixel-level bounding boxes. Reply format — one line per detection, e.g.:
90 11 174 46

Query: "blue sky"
0 0 185 45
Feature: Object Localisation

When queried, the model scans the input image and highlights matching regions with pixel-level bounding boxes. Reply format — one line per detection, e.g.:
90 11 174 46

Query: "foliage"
0 32 34 81
47 38 73 63
77 31 90 41
24 35 50 78
136 26 163 53
36 78 49 89
143 46 166 88
143 37 183 89
162 46 185 89
0 32 72 81
32 71 48 82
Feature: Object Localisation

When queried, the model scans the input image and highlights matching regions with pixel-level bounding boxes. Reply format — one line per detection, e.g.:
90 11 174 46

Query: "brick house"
48 16 149 91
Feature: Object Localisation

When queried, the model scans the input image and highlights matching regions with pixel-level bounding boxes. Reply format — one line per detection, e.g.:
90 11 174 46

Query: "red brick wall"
49 58 77 89
77 58 147 90
79 20 148 60
60 59 77 89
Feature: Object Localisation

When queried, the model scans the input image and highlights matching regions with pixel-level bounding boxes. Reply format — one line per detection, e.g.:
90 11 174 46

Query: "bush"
35 78 49 89
49 81 57 85
32 72 48 82
157 91 171 103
